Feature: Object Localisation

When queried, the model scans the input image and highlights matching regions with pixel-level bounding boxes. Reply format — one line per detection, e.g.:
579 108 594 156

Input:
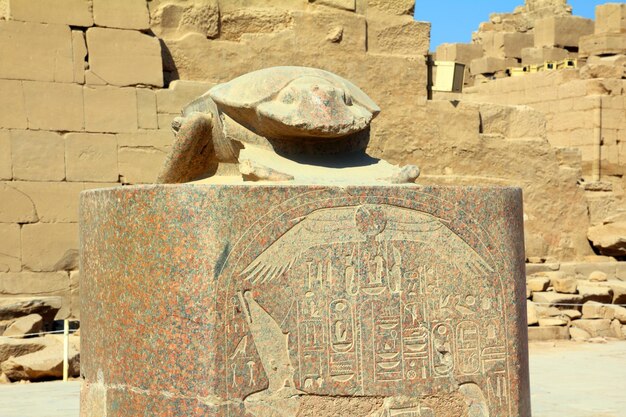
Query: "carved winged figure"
243 204 493 285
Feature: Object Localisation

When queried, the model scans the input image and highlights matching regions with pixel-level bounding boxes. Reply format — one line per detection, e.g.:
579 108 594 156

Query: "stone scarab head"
157 66 419 184
207 66 381 140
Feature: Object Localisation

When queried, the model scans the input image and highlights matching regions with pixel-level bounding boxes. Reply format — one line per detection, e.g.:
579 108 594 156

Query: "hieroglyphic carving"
218 197 514 416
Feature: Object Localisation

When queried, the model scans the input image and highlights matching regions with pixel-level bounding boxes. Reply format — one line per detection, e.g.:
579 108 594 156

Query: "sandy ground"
0 341 624 417
529 340 626 417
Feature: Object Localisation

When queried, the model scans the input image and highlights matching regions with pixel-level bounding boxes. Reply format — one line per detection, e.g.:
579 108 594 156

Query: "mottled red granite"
80 184 530 416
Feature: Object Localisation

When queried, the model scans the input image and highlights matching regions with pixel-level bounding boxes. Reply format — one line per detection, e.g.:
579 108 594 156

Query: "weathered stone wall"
0 0 619 323
0 0 191 320
451 3 626 255
463 71 626 179
0 0 428 319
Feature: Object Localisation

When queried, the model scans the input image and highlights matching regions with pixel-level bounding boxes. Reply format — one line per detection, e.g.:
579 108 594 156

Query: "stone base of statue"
79 184 530 417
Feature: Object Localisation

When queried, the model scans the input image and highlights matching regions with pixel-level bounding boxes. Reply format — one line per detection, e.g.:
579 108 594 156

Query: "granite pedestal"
80 184 530 417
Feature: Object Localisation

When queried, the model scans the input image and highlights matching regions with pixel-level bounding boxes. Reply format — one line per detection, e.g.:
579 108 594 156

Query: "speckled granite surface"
80 184 530 416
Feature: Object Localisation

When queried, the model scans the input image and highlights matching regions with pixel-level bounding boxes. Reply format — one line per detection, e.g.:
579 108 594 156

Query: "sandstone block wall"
0 0 218 320
463 71 626 177
0 0 430 319
442 2 626 266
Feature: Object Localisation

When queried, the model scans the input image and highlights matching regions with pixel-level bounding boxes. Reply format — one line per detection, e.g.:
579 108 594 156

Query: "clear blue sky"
414 0 610 50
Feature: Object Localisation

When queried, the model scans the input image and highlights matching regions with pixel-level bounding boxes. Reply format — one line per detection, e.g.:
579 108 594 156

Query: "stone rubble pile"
436 2 626 86
527 267 626 341
0 298 79 383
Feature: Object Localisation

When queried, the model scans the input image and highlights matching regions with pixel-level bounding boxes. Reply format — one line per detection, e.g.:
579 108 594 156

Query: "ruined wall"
463 71 626 179
379 99 594 262
433 2 626 272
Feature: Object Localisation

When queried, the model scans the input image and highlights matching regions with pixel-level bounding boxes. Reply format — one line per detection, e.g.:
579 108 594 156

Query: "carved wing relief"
242 204 493 284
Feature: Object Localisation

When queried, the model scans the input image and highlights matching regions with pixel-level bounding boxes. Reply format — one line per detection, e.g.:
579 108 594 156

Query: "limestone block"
482 31 534 59
84 86 138 133
22 81 83 131
11 182 81 223
0 297 63 322
157 113 177 131
92 0 149 30
137 88 158 129
589 271 608 282
8 0 92 26
611 319 624 339
0 272 69 300
581 60 626 80
72 31 87 84
118 147 167 184
84 70 107 86
582 301 612 319
311 0 355 11
3 314 43 338
588 221 626 257
367 15 430 57
0 224 20 273
0 131 11 180
86 28 163 87
579 33 626 59
525 0 570 13
219 8 293 42
527 326 569 341
0 21 73 82
1 336 79 381
569 327 591 341
607 281 626 304
578 285 613 304
367 0 414 15
10 130 65 181
527 276 550 292
0 80 27 129
608 305 626 323
538 317 568 326
470 57 517 75
525 263 560 275
116 130 173 150
21 224 79 272
552 276 577 294
291 11 368 57
571 318 613 338
478 103 545 139
155 80 213 114
561 309 582 320
436 43 483 64
532 270 565 281
521 46 570 65
65 133 118 182
0 335 50 363
595 3 626 35
534 16 594 48
536 305 562 318
532 291 583 308
527 300 538 325
0 183 37 223
151 0 220 40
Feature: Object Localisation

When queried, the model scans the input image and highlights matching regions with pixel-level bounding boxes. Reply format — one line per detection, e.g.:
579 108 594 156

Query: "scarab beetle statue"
157 66 420 184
